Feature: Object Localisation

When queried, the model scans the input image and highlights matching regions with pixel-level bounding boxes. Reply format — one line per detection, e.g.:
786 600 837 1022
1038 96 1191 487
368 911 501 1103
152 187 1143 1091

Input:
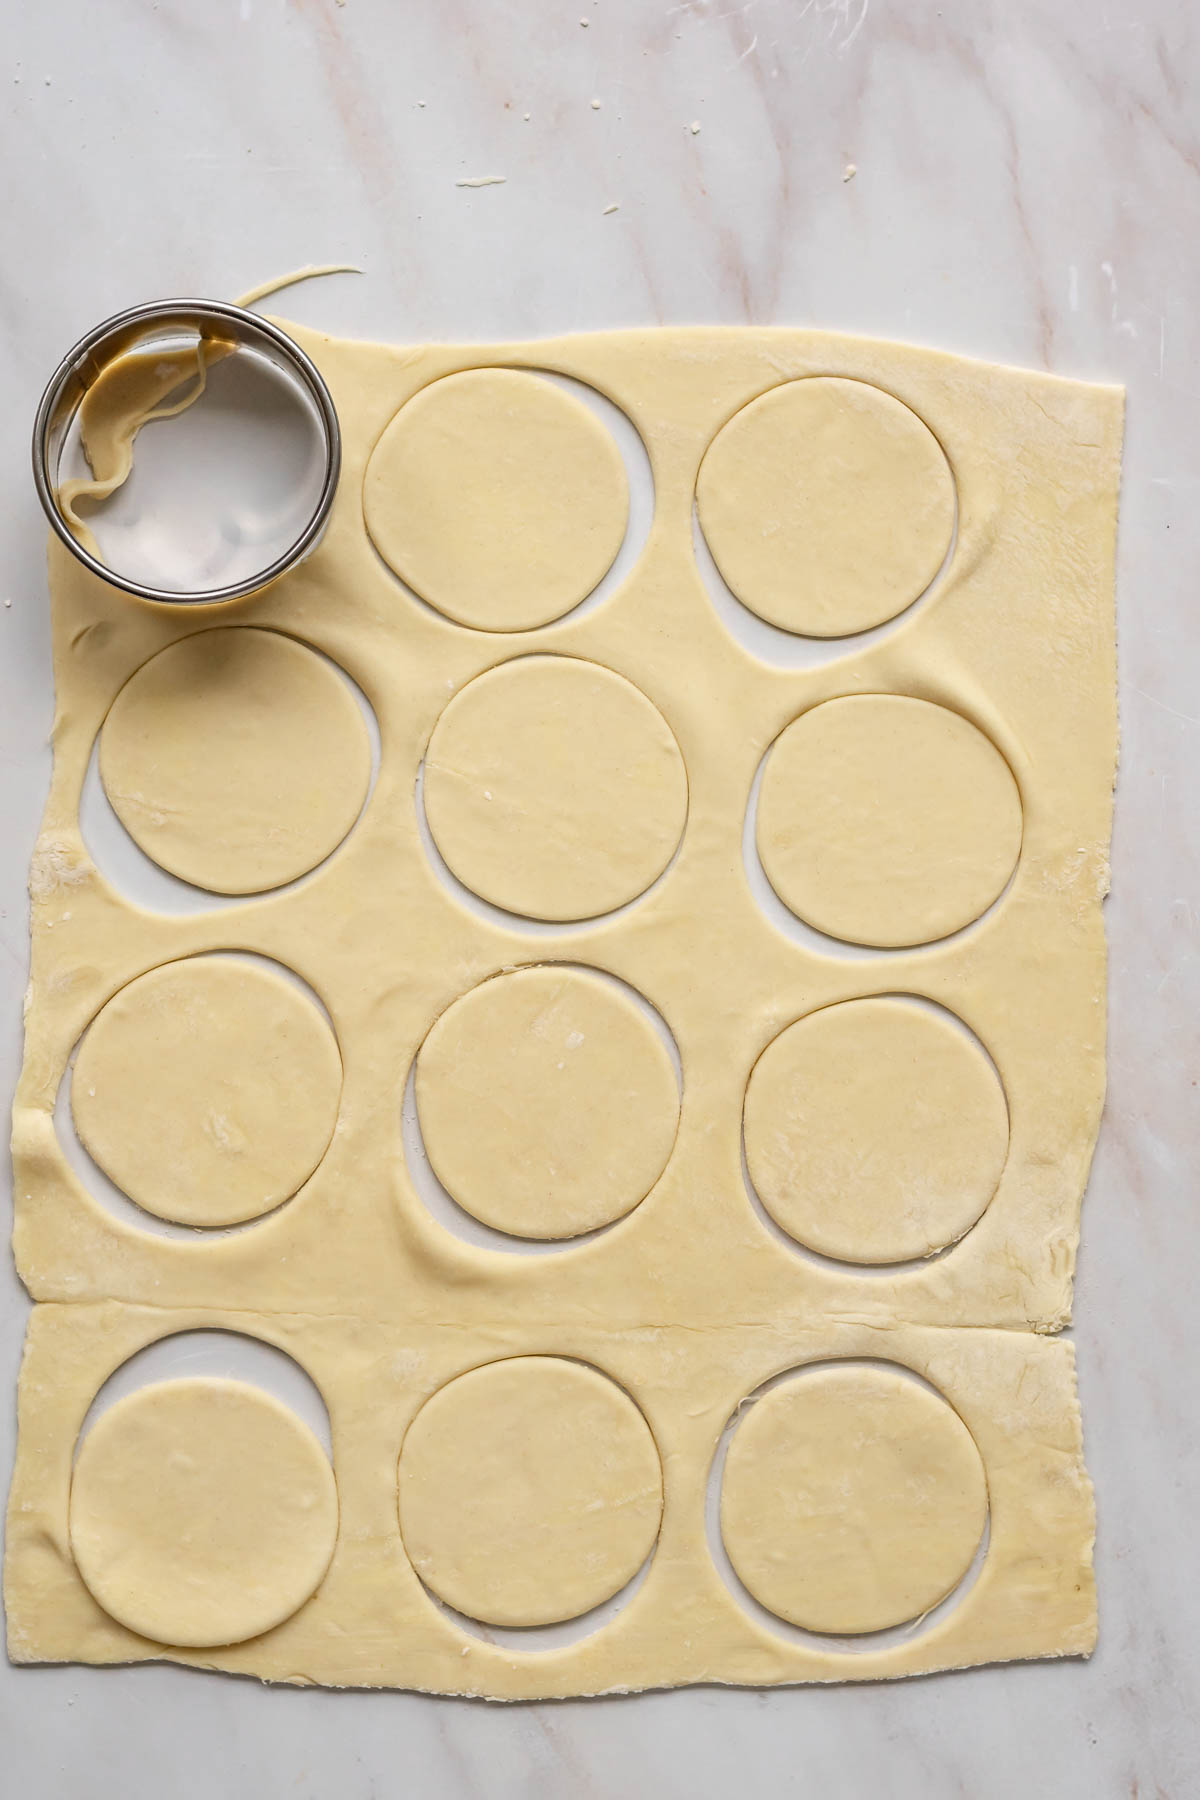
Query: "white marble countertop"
2 1 1197 1793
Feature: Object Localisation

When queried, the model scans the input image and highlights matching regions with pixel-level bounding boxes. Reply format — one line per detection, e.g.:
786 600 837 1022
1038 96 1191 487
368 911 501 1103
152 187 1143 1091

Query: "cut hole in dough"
696 377 955 638
364 368 630 631
69 1377 339 1648
743 997 1008 1264
100 628 371 895
70 955 342 1229
415 965 680 1240
422 655 688 922
756 694 1022 947
397 1357 663 1628
720 1362 988 1635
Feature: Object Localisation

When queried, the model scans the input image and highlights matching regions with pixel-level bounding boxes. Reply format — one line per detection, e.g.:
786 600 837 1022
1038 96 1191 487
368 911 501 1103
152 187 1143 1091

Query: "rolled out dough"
100 626 371 895
696 376 956 638
68 1377 338 1648
397 1356 663 1627
423 654 689 921
756 694 1023 947
415 964 679 1239
7 321 1121 1696
364 367 629 631
71 955 342 1228
743 996 1009 1265
720 1362 988 1634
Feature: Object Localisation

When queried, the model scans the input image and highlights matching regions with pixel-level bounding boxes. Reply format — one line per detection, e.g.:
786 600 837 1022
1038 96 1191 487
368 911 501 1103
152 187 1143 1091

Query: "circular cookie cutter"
33 298 341 606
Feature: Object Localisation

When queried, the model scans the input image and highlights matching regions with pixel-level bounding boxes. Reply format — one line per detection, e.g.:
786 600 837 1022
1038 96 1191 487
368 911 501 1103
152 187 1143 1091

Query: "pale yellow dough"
696 376 955 637
757 694 1023 947
743 997 1009 1264
364 367 629 631
8 322 1120 1696
68 1378 338 1648
415 964 679 1239
100 626 371 895
721 1363 988 1634
397 1356 663 1627
423 654 688 920
71 955 342 1228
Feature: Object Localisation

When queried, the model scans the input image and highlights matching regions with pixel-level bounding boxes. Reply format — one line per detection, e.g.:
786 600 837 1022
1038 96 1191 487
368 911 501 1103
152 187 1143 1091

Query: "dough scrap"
416 964 679 1239
99 626 371 895
423 654 688 920
71 955 342 1228
57 334 235 562
696 376 955 638
720 1363 988 1634
743 996 1009 1264
365 368 629 631
69 1377 338 1648
397 1356 663 1627
757 694 1023 947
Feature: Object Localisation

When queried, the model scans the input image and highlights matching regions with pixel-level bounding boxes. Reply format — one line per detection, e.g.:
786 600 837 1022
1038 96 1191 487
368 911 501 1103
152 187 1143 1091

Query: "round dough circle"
744 998 1008 1264
696 377 955 638
364 368 630 631
70 1378 338 1648
423 656 688 921
416 965 679 1240
100 628 371 895
720 1363 987 1635
756 695 1022 947
398 1357 663 1627
71 955 342 1228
